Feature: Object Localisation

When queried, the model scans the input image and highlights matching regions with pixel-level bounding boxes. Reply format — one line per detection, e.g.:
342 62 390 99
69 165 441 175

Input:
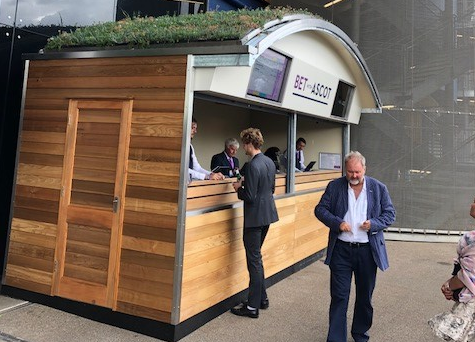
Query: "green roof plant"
44 7 314 51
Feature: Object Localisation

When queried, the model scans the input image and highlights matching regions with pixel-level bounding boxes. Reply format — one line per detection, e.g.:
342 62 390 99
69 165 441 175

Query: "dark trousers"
243 225 269 309
327 240 377 342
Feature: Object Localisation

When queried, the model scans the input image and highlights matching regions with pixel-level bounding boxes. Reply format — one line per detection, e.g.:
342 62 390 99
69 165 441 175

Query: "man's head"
224 138 239 157
240 128 264 156
345 151 366 186
191 117 198 139
296 137 306 151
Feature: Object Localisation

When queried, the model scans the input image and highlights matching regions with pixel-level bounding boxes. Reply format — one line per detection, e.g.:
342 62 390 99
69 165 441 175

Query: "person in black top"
264 146 281 171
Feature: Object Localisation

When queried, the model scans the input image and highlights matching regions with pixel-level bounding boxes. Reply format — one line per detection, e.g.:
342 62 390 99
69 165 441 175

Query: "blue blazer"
314 176 396 271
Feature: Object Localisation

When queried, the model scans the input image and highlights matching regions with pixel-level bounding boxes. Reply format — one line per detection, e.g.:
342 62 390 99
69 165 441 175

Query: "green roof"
44 7 314 51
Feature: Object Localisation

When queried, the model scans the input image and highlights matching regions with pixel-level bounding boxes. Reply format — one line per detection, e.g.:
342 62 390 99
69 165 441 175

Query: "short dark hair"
297 137 306 145
192 117 197 124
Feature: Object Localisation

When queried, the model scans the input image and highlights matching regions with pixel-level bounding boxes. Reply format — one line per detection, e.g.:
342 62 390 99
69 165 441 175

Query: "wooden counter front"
181 170 340 321
186 174 286 211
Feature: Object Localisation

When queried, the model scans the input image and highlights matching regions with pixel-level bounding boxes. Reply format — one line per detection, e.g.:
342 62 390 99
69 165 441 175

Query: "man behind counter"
210 138 240 177
188 117 225 181
295 137 306 171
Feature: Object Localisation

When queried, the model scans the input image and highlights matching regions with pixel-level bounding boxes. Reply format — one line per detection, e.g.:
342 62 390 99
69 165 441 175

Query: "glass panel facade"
272 0 475 233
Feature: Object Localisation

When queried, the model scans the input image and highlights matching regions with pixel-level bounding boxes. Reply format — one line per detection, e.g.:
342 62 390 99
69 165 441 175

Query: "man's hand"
232 178 243 192
360 220 371 232
339 222 351 232
209 172 225 180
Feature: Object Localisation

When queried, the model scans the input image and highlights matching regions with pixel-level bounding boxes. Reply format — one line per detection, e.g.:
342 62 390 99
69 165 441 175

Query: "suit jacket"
237 153 279 228
210 151 239 171
314 176 396 271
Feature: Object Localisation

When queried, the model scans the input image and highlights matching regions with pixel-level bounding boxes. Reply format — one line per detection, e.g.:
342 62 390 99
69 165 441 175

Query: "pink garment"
456 230 475 302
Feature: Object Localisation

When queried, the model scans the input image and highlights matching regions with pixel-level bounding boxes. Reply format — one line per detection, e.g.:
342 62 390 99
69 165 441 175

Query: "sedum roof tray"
44 7 314 51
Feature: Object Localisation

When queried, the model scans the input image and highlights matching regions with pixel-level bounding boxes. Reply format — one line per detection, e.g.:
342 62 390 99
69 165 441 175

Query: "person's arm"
367 183 396 233
441 275 465 301
189 149 224 181
236 162 259 203
189 148 210 180
234 157 240 169
210 154 218 171
299 151 306 170
314 181 344 233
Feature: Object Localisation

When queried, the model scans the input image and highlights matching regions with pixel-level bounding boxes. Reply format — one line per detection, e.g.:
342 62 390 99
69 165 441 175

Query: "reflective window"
1 0 115 27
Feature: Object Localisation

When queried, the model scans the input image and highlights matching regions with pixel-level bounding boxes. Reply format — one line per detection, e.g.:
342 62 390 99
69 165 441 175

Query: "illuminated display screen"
247 49 290 102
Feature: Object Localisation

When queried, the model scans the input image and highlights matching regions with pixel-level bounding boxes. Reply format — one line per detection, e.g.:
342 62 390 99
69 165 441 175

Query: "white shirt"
339 177 369 243
188 144 211 181
296 150 305 171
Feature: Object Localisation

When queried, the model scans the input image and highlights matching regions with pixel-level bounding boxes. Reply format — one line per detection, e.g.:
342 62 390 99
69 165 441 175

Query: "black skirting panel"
1 250 325 342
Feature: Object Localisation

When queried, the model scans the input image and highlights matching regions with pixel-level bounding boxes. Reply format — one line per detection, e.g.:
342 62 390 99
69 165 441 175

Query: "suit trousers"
243 225 269 309
327 240 377 342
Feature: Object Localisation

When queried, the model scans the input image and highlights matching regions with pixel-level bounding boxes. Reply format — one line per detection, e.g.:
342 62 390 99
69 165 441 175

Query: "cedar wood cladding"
6 55 187 323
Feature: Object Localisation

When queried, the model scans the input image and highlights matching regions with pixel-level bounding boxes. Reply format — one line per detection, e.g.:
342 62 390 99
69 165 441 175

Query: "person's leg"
259 225 270 302
327 241 353 342
243 226 265 309
351 245 377 342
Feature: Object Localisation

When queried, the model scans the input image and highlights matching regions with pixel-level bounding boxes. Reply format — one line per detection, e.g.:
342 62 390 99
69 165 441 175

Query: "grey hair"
225 138 239 149
344 151 366 167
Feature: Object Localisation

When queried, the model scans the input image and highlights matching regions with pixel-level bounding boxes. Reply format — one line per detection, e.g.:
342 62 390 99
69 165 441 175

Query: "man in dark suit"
210 138 240 177
314 151 395 342
231 128 279 319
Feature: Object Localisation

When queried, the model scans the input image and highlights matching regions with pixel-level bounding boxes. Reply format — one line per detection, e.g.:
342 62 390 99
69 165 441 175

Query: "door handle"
113 196 120 213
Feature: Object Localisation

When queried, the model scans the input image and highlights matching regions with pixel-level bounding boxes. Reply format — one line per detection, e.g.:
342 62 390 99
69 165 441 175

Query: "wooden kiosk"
1 13 381 341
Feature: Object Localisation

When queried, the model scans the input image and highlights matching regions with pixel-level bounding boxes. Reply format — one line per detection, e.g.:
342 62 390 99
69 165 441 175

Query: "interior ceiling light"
324 0 345 8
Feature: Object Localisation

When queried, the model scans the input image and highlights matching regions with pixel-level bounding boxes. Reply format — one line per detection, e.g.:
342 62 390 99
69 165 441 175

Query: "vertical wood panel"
6 55 186 326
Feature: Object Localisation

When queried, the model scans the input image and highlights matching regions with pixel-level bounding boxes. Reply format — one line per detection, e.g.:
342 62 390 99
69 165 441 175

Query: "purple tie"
229 157 234 169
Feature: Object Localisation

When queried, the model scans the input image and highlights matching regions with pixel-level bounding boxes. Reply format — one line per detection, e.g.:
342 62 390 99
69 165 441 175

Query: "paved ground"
0 240 458 342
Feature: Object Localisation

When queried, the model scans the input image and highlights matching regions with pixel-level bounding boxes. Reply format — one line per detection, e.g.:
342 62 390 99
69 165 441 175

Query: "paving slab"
0 240 459 342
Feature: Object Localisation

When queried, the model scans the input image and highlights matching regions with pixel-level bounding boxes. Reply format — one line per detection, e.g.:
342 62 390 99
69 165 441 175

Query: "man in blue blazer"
231 128 279 319
315 151 395 342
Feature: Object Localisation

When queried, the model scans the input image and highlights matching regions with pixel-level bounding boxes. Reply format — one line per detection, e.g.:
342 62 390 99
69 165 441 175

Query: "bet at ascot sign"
281 58 340 118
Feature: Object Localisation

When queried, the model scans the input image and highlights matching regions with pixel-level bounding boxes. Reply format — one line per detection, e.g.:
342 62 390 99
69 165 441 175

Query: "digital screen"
247 49 290 102
331 81 354 118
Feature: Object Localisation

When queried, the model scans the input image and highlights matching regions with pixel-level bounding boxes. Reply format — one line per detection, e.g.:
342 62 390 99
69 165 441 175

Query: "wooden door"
53 99 132 308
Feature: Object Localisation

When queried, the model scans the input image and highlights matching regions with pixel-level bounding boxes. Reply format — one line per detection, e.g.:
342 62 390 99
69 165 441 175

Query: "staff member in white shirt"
295 137 306 171
188 117 224 181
